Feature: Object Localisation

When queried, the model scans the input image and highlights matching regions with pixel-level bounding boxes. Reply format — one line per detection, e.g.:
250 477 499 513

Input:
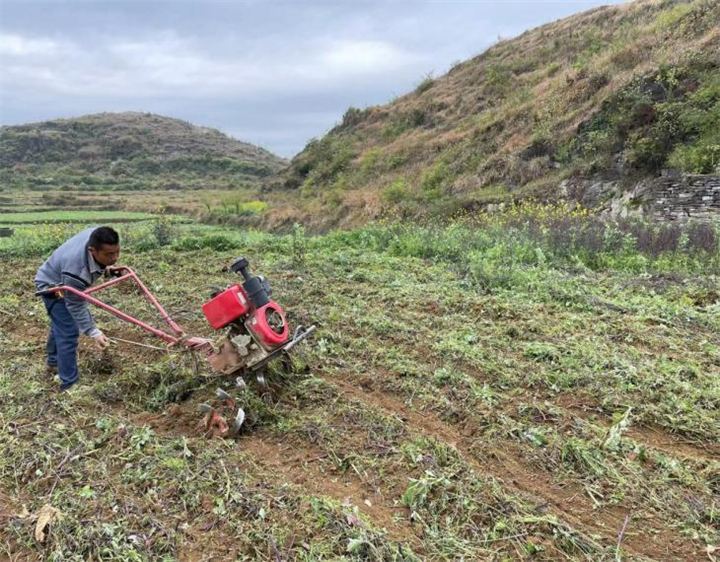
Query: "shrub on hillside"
415 74 436 95
294 137 356 192
668 142 720 174
339 107 369 129
382 179 410 204
421 163 452 201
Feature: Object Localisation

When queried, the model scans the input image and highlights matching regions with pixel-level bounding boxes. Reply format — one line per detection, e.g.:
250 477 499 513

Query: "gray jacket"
35 227 105 337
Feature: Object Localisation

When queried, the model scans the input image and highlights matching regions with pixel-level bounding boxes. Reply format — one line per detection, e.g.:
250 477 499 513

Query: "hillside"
0 112 287 192
267 0 720 229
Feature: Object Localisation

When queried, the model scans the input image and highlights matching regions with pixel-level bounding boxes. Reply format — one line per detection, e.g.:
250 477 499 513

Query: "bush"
208 196 268 220
339 107 367 129
171 234 240 252
625 133 666 171
668 141 720 173
421 163 452 201
415 74 435 95
359 148 381 178
484 63 512 95
382 179 410 204
382 109 432 139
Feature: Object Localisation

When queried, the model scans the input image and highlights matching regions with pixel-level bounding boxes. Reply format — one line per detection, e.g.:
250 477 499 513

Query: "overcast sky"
1 0 626 158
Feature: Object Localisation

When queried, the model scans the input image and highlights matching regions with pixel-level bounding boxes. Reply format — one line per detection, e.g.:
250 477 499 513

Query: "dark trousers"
42 296 80 389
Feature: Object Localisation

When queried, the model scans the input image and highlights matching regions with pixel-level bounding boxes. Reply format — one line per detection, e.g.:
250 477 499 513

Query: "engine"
201 257 291 375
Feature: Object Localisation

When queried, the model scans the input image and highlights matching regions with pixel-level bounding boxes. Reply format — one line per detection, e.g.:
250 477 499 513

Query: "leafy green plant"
291 222 307 268
421 162 452 201
171 233 239 251
401 471 451 509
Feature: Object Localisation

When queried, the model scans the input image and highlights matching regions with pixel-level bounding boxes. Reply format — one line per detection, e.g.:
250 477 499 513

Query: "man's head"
88 226 120 267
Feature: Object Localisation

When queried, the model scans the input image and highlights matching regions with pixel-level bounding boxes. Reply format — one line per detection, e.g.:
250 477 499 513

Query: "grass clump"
415 74 436 95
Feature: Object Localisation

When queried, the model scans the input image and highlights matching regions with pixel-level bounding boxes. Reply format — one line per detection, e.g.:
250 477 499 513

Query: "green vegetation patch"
565 59 720 174
0 210 158 224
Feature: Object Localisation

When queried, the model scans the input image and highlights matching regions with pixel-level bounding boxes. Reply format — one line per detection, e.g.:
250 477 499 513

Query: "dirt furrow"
239 432 422 549
551 393 720 462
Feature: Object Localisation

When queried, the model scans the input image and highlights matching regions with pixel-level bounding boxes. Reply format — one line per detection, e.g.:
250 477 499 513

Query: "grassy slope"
1 220 718 560
266 0 720 230
0 112 287 192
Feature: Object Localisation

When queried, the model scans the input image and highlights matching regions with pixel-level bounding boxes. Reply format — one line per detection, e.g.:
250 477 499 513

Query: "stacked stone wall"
651 174 720 221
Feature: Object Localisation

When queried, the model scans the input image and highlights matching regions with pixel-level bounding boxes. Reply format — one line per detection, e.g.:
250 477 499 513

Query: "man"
35 226 119 391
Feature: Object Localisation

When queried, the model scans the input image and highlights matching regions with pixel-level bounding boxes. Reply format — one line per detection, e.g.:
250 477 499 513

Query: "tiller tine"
231 408 246 436
215 387 236 409
199 393 245 438
198 403 229 438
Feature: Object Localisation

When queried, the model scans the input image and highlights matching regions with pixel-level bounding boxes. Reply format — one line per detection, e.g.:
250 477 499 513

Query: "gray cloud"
0 1 627 157
2 31 423 97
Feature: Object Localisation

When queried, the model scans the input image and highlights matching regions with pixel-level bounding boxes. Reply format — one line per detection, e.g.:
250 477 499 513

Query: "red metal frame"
41 266 188 345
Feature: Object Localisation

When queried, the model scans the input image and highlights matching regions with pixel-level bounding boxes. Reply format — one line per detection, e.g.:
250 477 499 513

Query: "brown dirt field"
3 256 717 561
7 316 702 561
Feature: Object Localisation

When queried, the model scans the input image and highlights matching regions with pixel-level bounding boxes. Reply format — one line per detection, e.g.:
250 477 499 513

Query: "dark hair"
89 226 120 249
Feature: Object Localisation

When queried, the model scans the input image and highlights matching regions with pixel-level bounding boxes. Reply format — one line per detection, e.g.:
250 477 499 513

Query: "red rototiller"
38 257 315 436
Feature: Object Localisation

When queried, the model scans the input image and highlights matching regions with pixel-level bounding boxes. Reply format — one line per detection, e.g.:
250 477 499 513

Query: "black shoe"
47 365 58 377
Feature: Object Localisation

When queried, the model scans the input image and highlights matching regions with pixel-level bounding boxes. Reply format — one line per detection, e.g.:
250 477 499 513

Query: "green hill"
267 0 719 229
0 112 287 192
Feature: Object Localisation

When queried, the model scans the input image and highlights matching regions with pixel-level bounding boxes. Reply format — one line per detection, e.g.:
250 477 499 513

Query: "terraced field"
1 219 718 561
0 210 158 225
0 189 250 221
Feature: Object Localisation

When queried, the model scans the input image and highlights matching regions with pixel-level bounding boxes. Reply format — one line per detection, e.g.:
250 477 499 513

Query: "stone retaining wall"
651 174 720 221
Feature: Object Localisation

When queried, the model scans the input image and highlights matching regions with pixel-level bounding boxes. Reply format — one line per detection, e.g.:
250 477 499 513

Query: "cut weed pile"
1 211 719 561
